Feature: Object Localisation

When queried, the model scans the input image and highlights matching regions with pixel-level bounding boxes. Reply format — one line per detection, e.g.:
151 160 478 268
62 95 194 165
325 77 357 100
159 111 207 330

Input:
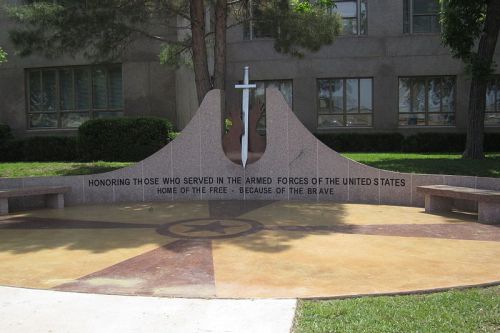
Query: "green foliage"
316 133 404 152
344 152 500 177
0 161 132 178
255 0 341 57
6 1 175 61
0 136 78 162
440 0 494 78
295 287 500 333
0 47 7 63
159 42 192 68
78 117 175 162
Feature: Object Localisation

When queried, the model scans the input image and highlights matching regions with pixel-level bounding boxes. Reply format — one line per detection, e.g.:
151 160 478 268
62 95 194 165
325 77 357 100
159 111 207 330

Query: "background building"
0 0 499 137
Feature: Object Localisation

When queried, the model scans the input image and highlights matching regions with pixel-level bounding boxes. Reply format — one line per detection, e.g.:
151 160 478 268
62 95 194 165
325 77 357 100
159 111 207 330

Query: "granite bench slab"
417 185 500 224
0 186 71 215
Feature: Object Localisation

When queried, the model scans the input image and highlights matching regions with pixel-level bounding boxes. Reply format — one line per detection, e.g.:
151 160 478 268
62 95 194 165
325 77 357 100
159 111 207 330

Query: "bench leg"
425 194 453 213
0 198 8 215
46 193 65 209
478 202 500 224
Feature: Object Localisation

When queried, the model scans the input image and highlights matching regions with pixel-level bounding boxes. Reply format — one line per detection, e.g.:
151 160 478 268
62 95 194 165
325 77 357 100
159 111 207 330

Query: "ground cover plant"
0 162 131 178
343 153 500 178
0 153 499 178
294 286 500 333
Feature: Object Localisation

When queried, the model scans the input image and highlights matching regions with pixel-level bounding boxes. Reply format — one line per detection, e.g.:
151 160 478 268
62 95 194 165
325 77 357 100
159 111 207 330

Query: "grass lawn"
343 152 500 178
0 153 499 178
0 161 132 178
294 286 500 333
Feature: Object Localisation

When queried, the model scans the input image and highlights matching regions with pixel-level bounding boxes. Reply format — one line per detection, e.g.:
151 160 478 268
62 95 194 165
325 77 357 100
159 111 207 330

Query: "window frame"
332 0 368 36
316 77 374 129
25 64 123 130
398 75 456 127
404 0 442 34
485 76 500 127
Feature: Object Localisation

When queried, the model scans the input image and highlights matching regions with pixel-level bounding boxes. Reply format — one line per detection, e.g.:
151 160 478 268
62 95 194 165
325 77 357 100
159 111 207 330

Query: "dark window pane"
279 81 293 107
360 0 367 34
486 80 496 112
413 15 440 33
92 68 107 109
318 115 344 128
428 78 441 113
75 69 91 110
399 113 425 126
403 0 410 33
399 78 411 113
346 79 359 113
61 112 90 128
411 78 426 113
428 113 454 126
359 79 372 113
29 113 58 128
29 71 42 112
442 77 455 113
318 80 331 112
346 114 371 126
342 18 358 34
95 111 124 119
413 0 440 14
334 1 357 17
59 69 74 111
108 67 123 109
332 79 344 113
485 113 500 126
42 71 56 112
497 80 500 111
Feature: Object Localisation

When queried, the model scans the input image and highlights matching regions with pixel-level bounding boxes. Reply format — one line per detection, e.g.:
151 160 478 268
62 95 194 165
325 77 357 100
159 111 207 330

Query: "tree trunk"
213 0 227 90
463 0 500 159
190 0 212 104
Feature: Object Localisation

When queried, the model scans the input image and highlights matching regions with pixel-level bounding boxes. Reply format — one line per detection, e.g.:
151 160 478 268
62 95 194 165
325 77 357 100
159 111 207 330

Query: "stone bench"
417 185 500 224
0 186 71 215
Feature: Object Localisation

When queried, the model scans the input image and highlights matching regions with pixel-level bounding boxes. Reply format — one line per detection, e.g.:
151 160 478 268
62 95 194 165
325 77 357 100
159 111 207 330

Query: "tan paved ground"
0 201 498 298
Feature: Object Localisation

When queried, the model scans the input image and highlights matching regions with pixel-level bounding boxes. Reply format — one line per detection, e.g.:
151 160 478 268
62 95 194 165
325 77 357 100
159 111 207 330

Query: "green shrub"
0 136 77 162
485 133 500 152
0 123 13 145
401 133 466 152
315 133 404 152
78 117 175 162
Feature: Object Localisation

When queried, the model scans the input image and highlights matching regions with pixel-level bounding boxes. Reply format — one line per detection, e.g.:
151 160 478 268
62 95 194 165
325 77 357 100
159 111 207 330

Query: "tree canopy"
440 0 500 159
6 0 341 102
0 47 6 63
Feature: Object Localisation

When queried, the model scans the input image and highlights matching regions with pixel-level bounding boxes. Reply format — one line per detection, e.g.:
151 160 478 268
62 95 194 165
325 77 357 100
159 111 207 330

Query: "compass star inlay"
184 221 233 234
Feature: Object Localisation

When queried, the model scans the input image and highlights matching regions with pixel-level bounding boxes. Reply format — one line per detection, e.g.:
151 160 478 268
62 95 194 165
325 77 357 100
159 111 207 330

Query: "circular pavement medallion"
156 218 264 239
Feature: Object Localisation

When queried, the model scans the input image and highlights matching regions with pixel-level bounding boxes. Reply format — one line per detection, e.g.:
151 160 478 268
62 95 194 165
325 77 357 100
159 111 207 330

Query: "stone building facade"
0 0 499 137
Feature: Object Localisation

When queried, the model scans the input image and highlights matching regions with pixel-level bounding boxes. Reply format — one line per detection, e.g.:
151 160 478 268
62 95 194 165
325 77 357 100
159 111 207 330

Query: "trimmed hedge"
0 123 13 145
315 133 404 152
78 117 175 162
0 136 78 162
401 133 466 152
316 132 500 153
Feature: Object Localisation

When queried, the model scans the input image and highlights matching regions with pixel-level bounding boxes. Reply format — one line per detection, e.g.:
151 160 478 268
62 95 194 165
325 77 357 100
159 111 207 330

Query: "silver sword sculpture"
235 66 257 168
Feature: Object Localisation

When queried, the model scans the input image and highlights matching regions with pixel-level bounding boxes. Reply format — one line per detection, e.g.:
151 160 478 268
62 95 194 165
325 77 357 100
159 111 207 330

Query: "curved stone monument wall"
1 88 499 210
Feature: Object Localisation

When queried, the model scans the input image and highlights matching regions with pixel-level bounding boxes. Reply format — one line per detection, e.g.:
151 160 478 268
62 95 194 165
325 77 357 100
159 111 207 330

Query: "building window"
486 77 500 126
317 78 373 128
331 0 367 35
398 76 455 126
250 80 293 130
403 0 441 33
27 65 123 129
